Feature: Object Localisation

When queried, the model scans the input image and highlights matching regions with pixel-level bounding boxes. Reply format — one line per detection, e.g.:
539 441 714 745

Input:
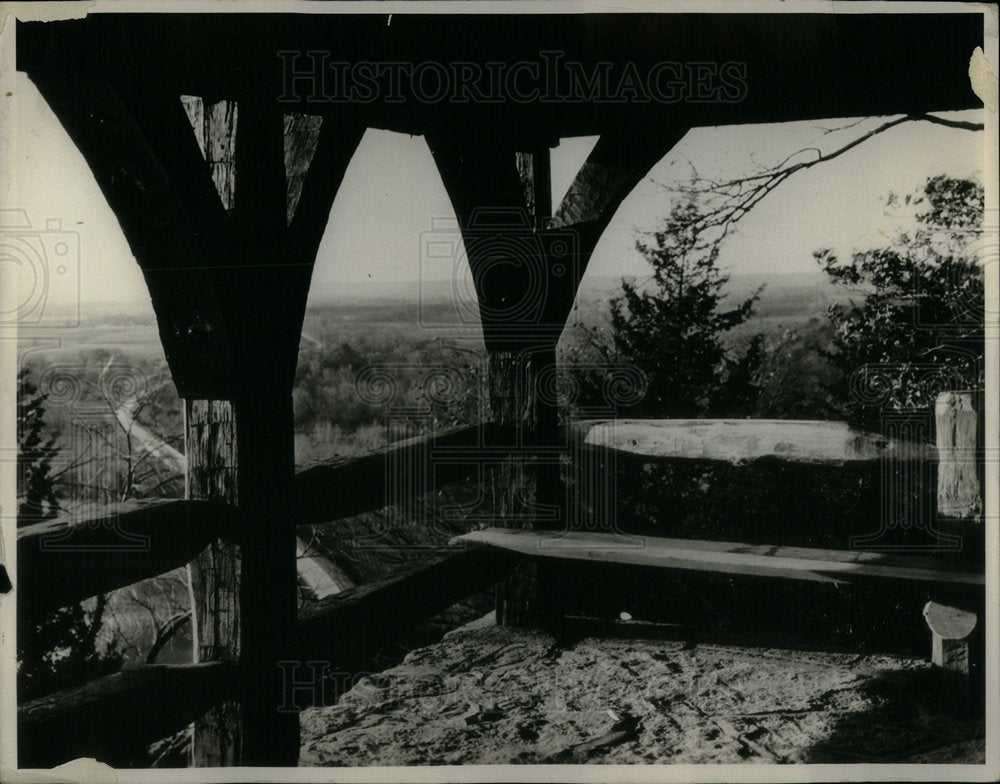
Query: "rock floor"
299 614 986 766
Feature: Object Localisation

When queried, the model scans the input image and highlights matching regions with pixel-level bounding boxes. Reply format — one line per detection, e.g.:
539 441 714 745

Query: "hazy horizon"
11 64 985 322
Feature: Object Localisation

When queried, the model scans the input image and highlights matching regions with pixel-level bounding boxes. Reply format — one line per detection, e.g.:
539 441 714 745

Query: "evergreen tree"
16 367 123 700
16 368 60 525
572 194 764 417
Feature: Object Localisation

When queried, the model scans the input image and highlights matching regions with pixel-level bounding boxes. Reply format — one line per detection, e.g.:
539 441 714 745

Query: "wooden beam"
23 65 235 398
570 418 936 466
516 149 553 230
297 547 517 675
229 95 300 767
282 117 366 363
185 399 241 767
539 127 689 332
456 528 985 589
425 135 565 350
17 500 234 620
18 15 982 139
18 549 517 767
294 423 511 525
18 663 237 769
936 391 983 521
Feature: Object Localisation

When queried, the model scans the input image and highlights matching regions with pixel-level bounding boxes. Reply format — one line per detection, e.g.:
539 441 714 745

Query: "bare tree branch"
660 113 984 238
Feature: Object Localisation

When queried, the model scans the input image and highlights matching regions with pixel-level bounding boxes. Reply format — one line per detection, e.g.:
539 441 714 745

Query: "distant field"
56 272 851 358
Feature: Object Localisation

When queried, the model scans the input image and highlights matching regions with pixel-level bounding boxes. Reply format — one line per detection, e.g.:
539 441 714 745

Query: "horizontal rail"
17 499 235 619
12 419 952 617
18 662 237 768
21 548 517 766
293 419 940 525
294 422 521 525
298 545 517 669
570 419 937 465
456 528 984 589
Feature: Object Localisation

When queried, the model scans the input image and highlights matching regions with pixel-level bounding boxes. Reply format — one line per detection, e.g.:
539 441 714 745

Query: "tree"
16 367 124 700
815 175 984 431
570 193 764 418
16 368 60 526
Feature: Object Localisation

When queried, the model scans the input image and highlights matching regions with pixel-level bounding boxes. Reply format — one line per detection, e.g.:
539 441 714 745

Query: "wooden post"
936 390 982 521
928 389 984 714
186 401 240 765
185 94 304 765
233 389 299 765
492 148 564 629
490 345 561 628
224 96 300 766
923 601 980 712
426 130 683 629
183 96 243 767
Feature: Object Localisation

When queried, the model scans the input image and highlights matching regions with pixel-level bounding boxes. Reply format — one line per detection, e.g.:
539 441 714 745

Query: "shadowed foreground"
300 615 985 765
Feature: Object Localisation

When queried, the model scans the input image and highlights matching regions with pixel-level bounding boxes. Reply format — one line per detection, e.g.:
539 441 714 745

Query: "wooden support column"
222 96 300 766
494 148 563 628
186 400 240 765
179 96 242 767
427 128 686 629
490 344 561 628
936 390 983 522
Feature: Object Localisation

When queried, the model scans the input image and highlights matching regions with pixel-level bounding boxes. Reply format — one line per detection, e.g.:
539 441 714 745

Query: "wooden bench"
459 391 987 711
454 527 984 710
455 528 984 590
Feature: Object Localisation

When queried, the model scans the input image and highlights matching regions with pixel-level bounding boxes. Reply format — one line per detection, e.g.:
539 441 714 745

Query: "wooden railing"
18 500 236 620
14 392 984 767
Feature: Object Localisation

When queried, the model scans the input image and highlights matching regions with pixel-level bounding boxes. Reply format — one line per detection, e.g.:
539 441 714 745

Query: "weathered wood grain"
17 500 233 619
456 528 984 589
185 399 241 767
298 546 517 674
936 391 982 520
570 419 935 465
18 662 237 768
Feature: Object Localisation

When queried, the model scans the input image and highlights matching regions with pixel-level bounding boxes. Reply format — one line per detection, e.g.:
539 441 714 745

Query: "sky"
6 69 987 317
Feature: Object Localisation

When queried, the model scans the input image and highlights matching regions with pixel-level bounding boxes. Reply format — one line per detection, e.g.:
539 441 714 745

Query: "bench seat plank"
454 528 983 588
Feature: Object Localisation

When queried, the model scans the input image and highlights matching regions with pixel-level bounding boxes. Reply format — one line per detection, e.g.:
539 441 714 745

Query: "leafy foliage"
18 595 124 702
568 194 764 417
816 176 984 431
16 368 60 526
17 368 124 701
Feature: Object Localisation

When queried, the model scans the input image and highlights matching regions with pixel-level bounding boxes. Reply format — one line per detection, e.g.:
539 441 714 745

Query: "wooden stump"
923 600 979 713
